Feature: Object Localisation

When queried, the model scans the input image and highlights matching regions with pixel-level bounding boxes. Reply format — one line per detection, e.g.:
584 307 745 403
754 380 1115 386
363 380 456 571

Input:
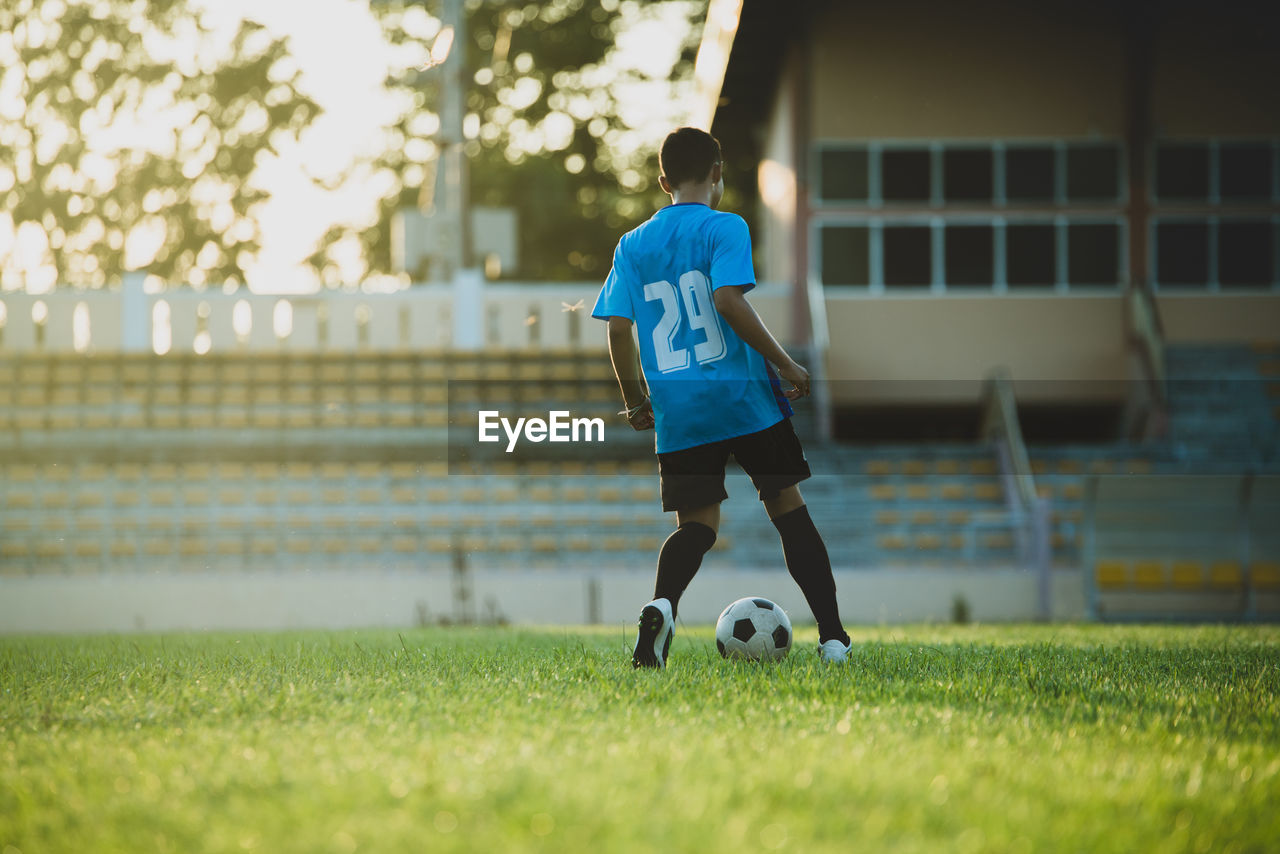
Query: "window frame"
1150 213 1280 292
813 214 1128 293
812 138 1128 209
1150 138 1280 206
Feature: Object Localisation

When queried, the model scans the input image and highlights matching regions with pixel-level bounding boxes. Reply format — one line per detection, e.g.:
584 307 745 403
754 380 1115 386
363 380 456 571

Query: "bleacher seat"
6 491 34 509
869 484 897 501
914 533 942 550
629 483 658 502
972 482 1002 502
1095 560 1127 589
1254 562 1280 590
902 460 928 476
877 534 907 551
1060 483 1085 501
1132 560 1165 590
935 459 962 475
1170 561 1203 589
981 532 1014 551
1208 561 1244 591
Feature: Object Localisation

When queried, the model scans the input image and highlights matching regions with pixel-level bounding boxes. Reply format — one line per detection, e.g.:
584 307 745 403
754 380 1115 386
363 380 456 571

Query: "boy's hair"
660 127 722 187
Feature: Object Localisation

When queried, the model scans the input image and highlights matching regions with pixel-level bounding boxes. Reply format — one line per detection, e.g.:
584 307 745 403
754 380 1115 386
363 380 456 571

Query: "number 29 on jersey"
642 270 727 374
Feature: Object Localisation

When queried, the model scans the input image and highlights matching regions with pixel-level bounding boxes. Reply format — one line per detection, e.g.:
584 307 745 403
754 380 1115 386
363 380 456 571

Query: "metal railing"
1123 284 1168 441
981 369 1053 618
0 276 607 355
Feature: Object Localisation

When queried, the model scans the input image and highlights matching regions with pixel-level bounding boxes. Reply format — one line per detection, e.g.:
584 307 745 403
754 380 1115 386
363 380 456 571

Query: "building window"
881 149 931 203
944 224 994 285
812 139 1134 208
809 139 1277 292
1153 219 1276 290
819 148 869 202
1155 143 1210 201
1217 219 1274 288
1148 140 1279 291
818 219 1126 290
1066 223 1120 286
943 149 992 203
1219 143 1273 201
1066 144 1121 202
810 139 1134 291
1004 146 1055 202
1006 223 1056 287
1155 221 1211 287
882 225 932 286
820 225 870 285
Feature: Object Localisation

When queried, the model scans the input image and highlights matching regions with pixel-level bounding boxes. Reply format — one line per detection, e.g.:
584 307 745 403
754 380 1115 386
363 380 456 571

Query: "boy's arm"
606 316 654 430
712 286 811 399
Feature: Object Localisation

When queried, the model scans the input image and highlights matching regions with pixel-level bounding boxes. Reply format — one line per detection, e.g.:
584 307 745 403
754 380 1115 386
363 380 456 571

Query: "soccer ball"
715 597 792 661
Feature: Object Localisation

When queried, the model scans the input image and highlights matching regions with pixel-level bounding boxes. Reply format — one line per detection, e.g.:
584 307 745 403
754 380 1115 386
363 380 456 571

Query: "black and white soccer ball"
715 597 792 661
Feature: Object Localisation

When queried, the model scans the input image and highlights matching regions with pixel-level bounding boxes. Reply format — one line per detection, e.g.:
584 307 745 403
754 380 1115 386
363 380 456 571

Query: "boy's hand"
621 397 654 431
778 360 811 400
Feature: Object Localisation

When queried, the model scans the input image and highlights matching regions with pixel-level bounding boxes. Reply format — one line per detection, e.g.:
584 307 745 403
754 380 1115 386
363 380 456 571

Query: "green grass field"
2 624 1278 853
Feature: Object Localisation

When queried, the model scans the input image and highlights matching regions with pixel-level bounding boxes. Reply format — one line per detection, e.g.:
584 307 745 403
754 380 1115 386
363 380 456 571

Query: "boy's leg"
653 439 731 618
730 418 850 648
633 503 719 669
634 440 729 668
763 485 850 646
653 502 720 618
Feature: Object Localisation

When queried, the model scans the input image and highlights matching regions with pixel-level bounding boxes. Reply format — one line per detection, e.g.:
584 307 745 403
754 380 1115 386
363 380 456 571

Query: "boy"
591 126 852 668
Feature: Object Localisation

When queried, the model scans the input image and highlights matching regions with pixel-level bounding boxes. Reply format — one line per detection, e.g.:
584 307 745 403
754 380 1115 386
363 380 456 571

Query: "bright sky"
0 0 700 294
188 0 410 293
192 0 701 293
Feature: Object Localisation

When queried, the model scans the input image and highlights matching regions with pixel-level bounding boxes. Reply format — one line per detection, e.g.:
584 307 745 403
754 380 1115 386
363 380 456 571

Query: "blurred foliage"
0 0 321 288
312 0 701 283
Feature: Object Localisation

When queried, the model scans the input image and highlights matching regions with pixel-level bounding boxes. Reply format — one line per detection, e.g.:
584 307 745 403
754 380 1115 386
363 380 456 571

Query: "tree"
0 0 322 289
309 0 702 284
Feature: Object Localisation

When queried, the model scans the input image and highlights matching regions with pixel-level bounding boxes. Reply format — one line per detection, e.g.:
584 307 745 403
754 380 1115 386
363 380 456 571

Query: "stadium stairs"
1083 342 1280 620
1162 342 1280 474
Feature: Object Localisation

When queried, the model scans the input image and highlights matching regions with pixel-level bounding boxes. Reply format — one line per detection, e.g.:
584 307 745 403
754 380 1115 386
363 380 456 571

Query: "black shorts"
657 417 812 512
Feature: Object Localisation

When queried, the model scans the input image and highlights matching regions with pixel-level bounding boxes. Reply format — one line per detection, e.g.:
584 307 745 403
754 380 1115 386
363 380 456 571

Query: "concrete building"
707 0 1280 438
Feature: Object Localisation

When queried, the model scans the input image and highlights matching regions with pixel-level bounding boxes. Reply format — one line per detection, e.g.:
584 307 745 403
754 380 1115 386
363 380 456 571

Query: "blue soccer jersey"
592 203 793 453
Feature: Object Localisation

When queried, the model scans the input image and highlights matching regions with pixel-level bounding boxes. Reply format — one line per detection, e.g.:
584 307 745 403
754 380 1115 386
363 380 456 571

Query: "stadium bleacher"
3 340 1278 624
0 349 1081 576
1085 473 1279 620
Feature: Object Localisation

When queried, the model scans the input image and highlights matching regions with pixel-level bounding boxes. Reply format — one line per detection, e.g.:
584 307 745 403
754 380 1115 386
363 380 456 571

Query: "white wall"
0 566 1085 635
809 0 1127 141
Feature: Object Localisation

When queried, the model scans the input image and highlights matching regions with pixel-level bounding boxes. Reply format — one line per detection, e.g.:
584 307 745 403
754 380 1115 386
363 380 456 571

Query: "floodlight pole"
433 0 486 350
437 0 472 279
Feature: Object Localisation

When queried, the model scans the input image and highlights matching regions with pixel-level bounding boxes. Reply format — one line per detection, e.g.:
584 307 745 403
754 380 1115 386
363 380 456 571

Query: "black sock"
772 505 850 645
653 522 717 618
